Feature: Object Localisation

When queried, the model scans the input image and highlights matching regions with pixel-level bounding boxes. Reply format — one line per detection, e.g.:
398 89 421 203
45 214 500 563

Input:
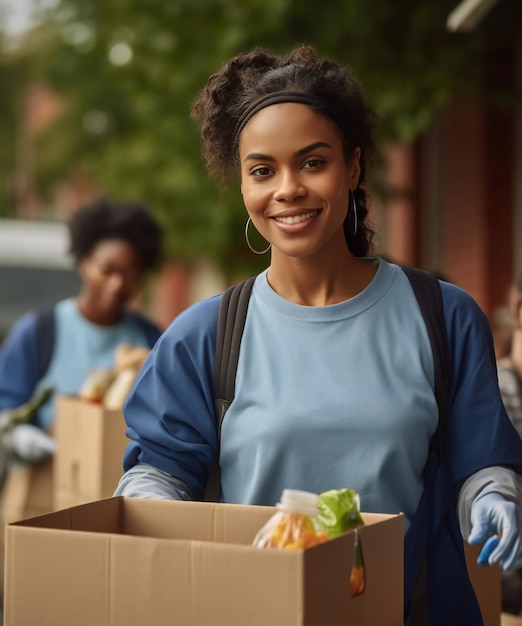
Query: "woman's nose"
273 170 306 202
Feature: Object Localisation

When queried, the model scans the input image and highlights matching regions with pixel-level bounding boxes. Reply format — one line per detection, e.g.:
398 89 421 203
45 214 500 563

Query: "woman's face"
239 102 360 261
78 239 144 325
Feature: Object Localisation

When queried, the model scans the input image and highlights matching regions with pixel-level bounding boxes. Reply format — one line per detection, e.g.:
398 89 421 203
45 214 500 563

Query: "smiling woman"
113 43 522 626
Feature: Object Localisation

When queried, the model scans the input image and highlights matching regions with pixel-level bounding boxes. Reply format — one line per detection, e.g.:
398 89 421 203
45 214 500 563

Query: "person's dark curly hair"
68 198 163 270
190 43 378 257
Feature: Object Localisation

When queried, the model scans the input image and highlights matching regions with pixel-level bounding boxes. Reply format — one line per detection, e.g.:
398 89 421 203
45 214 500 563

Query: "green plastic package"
317 488 364 538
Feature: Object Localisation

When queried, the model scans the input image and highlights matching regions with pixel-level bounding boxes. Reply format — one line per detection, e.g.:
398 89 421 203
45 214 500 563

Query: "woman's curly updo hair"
68 198 163 270
191 43 378 256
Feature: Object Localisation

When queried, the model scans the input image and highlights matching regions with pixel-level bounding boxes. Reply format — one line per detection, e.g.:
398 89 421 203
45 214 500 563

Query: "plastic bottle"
253 489 329 550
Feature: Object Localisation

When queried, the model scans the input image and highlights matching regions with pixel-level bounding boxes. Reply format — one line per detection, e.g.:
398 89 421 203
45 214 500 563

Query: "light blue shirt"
37 298 150 429
219 263 437 520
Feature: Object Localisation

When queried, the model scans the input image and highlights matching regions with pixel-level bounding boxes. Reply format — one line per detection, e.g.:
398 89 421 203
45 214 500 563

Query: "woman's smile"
272 210 320 227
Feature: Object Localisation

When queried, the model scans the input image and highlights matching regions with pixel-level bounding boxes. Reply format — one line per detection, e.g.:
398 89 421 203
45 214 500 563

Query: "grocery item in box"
253 489 329 549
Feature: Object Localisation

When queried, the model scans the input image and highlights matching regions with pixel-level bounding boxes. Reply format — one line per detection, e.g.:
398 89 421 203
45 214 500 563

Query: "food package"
76 345 150 409
317 488 366 597
253 489 329 550
78 369 115 404
103 345 149 409
316 488 364 537
253 487 366 597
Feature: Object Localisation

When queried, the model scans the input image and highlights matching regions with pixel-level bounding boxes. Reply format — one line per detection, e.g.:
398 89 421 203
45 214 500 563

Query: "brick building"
383 0 521 337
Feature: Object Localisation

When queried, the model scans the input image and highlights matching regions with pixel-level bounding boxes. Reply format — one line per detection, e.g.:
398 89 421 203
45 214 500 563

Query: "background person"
114 44 522 625
0 197 164 469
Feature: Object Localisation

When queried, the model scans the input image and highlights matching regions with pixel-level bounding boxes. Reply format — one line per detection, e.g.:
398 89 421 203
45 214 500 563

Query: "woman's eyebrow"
294 141 332 157
244 152 274 162
244 141 332 163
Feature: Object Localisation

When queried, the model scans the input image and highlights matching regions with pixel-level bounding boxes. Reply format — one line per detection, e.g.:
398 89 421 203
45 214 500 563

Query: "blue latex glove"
468 492 522 570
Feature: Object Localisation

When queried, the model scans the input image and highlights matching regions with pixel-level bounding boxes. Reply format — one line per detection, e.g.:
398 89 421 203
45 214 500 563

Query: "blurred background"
0 0 520 344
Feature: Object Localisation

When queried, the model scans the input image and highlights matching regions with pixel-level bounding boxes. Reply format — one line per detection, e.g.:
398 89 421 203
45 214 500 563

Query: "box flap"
121 498 275 543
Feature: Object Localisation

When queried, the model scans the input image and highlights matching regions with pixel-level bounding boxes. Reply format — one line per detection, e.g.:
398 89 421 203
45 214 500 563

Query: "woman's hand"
468 491 522 570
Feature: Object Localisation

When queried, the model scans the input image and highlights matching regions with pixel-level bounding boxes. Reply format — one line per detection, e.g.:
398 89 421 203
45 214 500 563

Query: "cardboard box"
465 543 502 626
0 396 129 525
4 498 404 626
0 457 54 525
502 614 522 626
53 396 130 509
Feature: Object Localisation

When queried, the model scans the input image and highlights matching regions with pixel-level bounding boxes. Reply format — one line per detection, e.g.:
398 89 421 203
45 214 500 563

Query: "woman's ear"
350 147 362 187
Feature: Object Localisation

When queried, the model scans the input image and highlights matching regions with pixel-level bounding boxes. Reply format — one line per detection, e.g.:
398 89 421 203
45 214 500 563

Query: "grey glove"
10 424 56 463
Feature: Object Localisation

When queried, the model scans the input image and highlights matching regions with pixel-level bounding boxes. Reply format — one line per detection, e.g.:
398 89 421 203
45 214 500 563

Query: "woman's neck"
75 294 123 327
267 253 377 307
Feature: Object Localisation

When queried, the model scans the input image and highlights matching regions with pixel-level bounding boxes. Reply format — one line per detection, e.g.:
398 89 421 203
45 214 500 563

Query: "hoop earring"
245 217 271 255
351 191 358 237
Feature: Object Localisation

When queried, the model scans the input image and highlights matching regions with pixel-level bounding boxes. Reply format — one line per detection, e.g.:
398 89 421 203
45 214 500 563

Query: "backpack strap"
400 266 451 626
35 308 55 380
204 277 255 501
213 277 256 437
400 266 451 462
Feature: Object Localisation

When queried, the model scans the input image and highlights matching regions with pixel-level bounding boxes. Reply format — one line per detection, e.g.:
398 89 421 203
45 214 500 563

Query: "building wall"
410 39 518 323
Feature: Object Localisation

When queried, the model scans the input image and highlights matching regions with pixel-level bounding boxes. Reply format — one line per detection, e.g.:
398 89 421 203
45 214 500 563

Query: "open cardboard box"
4 497 404 626
53 396 130 509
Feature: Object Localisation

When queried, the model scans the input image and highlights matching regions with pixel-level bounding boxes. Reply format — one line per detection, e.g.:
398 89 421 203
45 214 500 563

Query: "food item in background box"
78 369 115 403
104 369 136 409
317 487 366 597
103 345 150 409
112 344 150 372
253 489 329 550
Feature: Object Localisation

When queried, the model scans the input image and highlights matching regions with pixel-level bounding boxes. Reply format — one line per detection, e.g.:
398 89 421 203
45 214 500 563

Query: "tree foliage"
0 0 515 276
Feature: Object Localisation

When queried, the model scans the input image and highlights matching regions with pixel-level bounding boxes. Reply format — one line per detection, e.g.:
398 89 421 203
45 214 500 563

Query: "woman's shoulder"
2 308 43 347
439 280 489 327
158 293 223 346
436 279 484 342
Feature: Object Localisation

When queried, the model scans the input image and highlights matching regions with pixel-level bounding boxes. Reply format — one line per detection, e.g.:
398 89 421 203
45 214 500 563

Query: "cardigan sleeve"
0 311 41 411
441 282 522 484
121 295 221 500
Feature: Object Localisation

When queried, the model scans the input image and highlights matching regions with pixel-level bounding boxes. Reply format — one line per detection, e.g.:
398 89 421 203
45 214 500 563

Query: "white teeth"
275 211 317 225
